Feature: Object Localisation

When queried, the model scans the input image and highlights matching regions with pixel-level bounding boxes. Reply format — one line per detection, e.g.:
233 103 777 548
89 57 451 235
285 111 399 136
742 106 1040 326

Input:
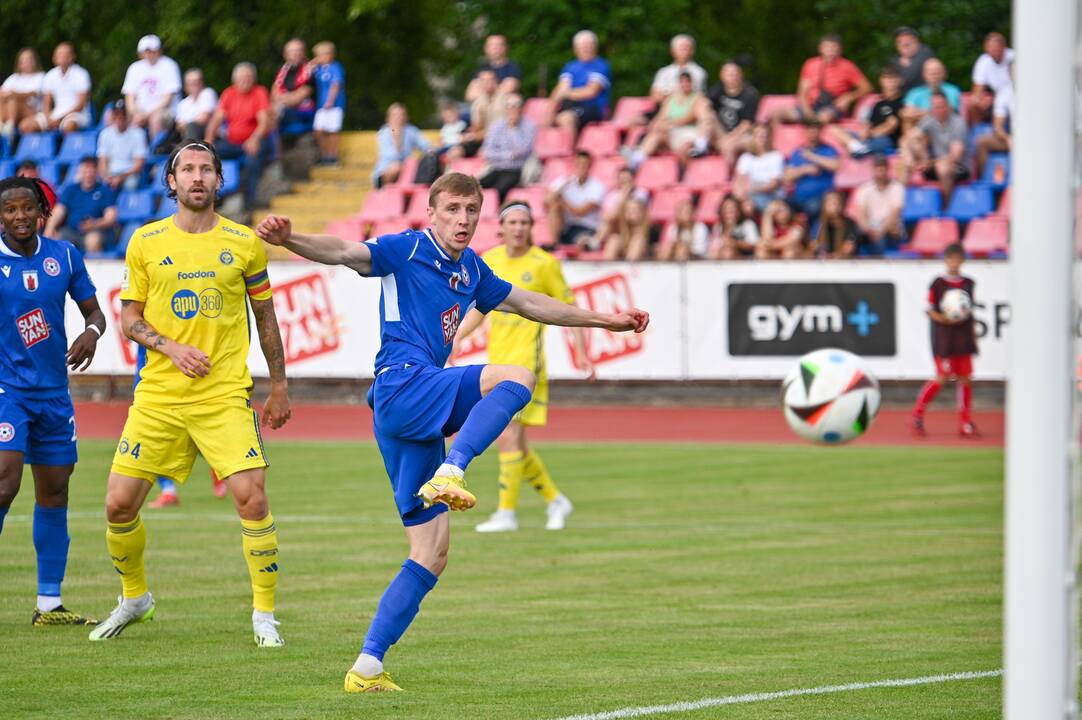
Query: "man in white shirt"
38 42 91 133
969 32 1015 124
121 34 182 140
175 68 218 141
97 99 147 191
853 155 905 253
650 35 707 103
546 150 607 247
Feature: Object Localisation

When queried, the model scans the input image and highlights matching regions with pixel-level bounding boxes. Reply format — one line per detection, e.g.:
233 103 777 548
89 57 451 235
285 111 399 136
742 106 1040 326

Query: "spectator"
969 32 1015 124
372 102 431 187
549 30 612 140
975 66 1012 178
775 34 871 124
828 66 904 158
657 197 709 261
732 123 785 215
37 42 92 134
901 58 961 127
16 159 40 178
595 166 650 250
466 35 522 101
175 69 218 141
650 34 708 103
853 154 905 254
546 149 606 249
451 69 502 160
122 35 182 140
97 99 147 191
900 91 969 202
626 71 710 167
892 27 935 93
782 120 840 218
479 94 536 202
756 199 806 259
44 155 117 254
707 61 760 165
206 62 273 208
601 196 649 261
809 191 859 258
312 41 346 165
0 48 44 140
271 38 316 130
709 194 760 259
437 102 467 153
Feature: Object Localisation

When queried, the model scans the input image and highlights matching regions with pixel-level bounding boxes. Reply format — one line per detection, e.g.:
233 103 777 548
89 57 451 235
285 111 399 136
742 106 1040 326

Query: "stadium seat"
405 190 430 227
115 190 156 224
358 188 406 225
962 217 1009 258
369 219 406 237
682 156 730 191
480 188 500 220
470 219 501 254
114 221 143 258
905 218 959 257
577 124 621 155
773 124 807 158
505 186 547 220
945 186 994 223
220 159 241 196
540 156 575 185
36 161 61 188
14 133 58 163
648 187 694 225
0 135 9 159
325 217 366 243
611 96 656 129
390 154 421 187
978 152 1010 190
592 155 626 189
624 125 647 148
902 187 942 223
995 187 1010 218
446 156 486 177
531 219 554 249
833 157 874 190
534 127 574 159
853 94 882 120
694 188 726 224
522 98 553 127
756 94 798 123
0 159 13 178
634 156 679 191
155 195 178 219
55 130 98 166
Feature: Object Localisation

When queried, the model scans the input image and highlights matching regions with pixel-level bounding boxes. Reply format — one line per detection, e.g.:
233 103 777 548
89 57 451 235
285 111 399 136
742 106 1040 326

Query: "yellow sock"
241 514 279 613
524 450 559 503
106 515 148 599
497 451 526 511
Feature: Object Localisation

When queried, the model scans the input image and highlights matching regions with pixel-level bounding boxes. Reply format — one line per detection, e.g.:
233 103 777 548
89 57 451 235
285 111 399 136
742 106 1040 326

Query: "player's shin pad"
241 514 279 613
106 516 148 598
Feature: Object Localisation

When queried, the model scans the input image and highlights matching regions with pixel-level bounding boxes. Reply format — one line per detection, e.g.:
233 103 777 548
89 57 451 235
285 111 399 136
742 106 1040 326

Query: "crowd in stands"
366 26 1012 261
0 34 347 256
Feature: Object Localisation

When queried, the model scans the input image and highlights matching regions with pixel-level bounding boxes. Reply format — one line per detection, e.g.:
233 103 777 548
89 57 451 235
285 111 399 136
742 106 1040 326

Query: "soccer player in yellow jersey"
456 201 594 532
89 142 292 646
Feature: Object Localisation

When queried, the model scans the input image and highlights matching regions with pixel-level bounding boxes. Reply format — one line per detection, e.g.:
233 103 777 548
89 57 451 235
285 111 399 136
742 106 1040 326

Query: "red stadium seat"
592 155 627 189
447 156 486 177
541 156 576 186
325 218 366 243
853 93 881 120
358 188 406 225
390 155 420 187
405 189 430 227
480 188 500 219
995 187 1010 218
962 217 1008 257
648 187 694 224
531 218 554 248
756 94 799 123
624 126 647 148
370 219 407 237
905 218 959 257
577 123 621 155
506 186 548 220
611 96 656 129
471 219 502 254
683 156 730 191
773 124 806 158
523 97 553 127
534 127 575 159
834 157 874 190
695 188 727 224
634 156 679 191
844 188 861 220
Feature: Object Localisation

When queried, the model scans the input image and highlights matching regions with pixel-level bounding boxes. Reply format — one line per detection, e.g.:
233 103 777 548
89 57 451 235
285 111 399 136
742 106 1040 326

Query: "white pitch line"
550 669 1002 720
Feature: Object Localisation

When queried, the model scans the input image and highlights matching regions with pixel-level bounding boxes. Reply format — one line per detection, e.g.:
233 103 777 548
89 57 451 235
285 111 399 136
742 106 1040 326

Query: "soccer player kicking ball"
256 173 648 692
455 200 595 533
911 242 979 437
90 142 292 646
0 177 107 626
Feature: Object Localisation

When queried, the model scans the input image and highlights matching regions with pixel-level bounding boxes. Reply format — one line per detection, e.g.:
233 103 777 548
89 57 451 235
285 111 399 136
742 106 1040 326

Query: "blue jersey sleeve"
472 253 513 313
65 243 97 303
364 231 420 277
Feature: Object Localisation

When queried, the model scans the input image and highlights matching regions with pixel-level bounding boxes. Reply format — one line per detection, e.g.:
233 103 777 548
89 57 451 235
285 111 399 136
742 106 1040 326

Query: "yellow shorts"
110 396 268 483
514 370 548 427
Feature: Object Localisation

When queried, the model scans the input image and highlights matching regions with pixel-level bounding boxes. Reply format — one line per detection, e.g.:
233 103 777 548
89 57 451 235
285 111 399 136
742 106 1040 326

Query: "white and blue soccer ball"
939 288 972 322
782 348 881 445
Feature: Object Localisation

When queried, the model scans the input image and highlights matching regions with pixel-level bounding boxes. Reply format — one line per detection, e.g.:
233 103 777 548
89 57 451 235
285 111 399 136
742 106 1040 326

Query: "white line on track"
549 669 1001 720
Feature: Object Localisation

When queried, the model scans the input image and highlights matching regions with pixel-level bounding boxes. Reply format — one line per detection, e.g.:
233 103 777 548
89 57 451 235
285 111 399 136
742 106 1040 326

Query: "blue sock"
0 505 8 535
361 559 439 661
33 505 69 597
158 477 176 494
445 381 532 471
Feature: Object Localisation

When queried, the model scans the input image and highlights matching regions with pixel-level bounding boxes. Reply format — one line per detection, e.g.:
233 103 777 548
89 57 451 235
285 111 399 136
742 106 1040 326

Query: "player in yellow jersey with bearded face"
89 142 292 647
455 201 595 532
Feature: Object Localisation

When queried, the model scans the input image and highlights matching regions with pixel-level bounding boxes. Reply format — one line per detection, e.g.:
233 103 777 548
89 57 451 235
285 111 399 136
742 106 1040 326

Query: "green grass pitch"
0 440 1001 719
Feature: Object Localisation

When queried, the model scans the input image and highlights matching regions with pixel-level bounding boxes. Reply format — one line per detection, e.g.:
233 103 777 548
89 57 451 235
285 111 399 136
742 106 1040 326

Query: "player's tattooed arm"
249 296 291 428
255 214 373 275
120 300 212 378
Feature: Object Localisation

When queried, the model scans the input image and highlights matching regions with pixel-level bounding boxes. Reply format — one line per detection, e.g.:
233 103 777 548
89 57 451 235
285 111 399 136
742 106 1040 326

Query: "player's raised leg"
226 468 283 647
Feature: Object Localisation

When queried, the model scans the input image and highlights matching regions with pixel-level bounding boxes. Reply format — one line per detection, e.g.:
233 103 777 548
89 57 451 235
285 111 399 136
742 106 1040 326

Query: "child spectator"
657 198 710 260
601 196 649 261
709 194 760 259
809 191 859 258
828 66 903 158
312 41 346 165
595 167 650 248
438 102 467 153
756 199 806 259
1 48 44 140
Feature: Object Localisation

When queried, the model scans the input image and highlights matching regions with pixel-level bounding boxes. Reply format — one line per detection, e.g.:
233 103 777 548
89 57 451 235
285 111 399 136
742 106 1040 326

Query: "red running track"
75 402 1003 448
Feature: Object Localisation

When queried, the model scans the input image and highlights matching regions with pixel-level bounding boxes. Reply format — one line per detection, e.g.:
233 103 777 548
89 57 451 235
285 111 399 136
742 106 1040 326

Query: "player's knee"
0 471 21 509
105 494 140 523
506 366 536 393
411 546 448 576
236 494 270 521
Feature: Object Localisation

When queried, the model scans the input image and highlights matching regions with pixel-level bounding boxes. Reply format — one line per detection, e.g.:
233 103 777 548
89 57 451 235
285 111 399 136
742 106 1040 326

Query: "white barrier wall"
71 260 1011 381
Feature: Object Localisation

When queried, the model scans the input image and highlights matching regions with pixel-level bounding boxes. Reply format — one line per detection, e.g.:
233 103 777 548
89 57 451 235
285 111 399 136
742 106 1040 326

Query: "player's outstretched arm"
250 296 292 429
120 300 211 378
497 286 649 333
255 214 373 275
67 295 107 372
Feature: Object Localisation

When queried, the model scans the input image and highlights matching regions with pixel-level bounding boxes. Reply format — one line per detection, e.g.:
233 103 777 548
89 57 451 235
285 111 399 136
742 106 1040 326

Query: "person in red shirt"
205 62 271 209
271 38 315 132
775 34 872 124
912 243 979 437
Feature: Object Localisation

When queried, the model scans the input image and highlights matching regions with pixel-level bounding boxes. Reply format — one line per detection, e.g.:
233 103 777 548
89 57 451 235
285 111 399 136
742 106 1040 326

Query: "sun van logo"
569 273 643 366
441 303 461 345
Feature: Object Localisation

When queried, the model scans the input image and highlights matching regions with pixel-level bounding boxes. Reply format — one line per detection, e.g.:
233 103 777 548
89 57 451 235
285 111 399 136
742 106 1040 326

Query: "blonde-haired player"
456 201 594 532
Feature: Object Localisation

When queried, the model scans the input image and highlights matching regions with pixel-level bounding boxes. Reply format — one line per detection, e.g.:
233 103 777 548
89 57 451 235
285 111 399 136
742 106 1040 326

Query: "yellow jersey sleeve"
120 233 148 302
243 238 273 301
542 255 576 305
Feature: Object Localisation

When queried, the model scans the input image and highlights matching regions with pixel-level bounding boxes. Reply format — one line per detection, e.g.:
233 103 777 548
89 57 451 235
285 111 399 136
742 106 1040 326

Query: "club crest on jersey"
449 264 470 290
43 257 61 276
0 422 13 442
16 308 49 347
441 303 462 344
219 249 234 265
22 269 38 292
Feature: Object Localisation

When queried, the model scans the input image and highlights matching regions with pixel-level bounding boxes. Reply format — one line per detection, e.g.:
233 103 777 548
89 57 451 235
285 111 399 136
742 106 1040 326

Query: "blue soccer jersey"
0 235 96 398
364 229 512 372
314 61 346 110
559 57 612 114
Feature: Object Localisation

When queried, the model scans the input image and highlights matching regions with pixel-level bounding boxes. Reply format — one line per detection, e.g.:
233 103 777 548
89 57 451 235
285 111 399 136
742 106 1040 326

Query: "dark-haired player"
89 142 292 645
0 176 106 625
911 242 978 437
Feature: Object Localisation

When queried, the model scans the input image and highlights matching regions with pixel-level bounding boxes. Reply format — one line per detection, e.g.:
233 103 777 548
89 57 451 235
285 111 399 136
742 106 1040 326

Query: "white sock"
352 653 383 678
435 463 464 479
37 595 62 612
253 610 276 623
122 592 151 608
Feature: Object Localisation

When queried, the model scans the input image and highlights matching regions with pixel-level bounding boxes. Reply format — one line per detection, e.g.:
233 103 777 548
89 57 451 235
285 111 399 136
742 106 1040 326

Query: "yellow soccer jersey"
120 215 273 406
482 245 574 373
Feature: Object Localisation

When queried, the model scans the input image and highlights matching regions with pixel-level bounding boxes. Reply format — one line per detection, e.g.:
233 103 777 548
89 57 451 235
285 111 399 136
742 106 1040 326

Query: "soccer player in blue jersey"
257 172 649 692
0 176 106 626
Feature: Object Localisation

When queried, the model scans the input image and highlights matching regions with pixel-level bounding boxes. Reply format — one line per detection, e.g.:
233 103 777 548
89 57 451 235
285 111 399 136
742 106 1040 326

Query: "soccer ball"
939 288 972 322
782 348 881 445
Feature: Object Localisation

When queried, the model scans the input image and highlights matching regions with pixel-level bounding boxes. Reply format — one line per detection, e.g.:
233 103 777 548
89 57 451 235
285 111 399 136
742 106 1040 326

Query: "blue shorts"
368 363 485 526
0 391 78 465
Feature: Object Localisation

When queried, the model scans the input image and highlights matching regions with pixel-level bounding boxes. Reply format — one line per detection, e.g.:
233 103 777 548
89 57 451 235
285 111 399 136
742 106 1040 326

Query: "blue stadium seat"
979 152 1010 190
155 195 178 219
114 221 143 258
220 159 240 195
0 159 14 178
55 130 99 166
14 132 59 163
36 161 61 188
116 189 156 224
945 186 995 223
0 135 9 159
902 187 942 223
